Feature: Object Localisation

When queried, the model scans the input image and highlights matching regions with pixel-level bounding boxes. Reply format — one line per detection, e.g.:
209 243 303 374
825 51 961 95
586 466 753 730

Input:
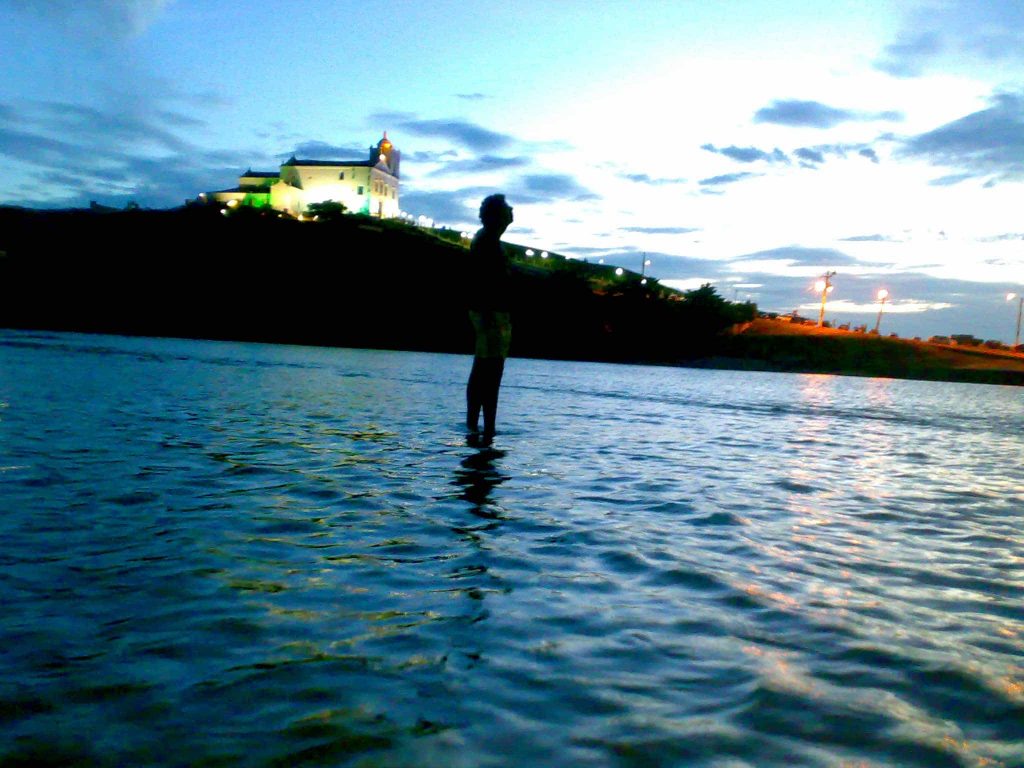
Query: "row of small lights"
221 200 652 289
404 218 1020 336
221 199 325 221
219 199 325 222
814 277 890 303
820 280 1019 316
524 249 652 285
264 203 657 285
815 273 891 331
819 277 1023 345
217 201 1018 340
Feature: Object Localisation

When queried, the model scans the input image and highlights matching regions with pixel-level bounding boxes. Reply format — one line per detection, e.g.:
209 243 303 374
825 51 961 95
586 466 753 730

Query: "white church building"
208 133 400 218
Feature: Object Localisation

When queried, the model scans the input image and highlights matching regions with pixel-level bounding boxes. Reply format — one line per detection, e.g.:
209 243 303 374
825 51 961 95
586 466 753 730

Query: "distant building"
205 133 400 218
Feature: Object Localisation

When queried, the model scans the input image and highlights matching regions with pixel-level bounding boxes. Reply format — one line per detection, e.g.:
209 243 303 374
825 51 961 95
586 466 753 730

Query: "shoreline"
4 324 1023 388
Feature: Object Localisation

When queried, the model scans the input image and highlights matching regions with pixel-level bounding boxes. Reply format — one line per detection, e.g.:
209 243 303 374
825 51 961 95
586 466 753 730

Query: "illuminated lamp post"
815 271 836 327
1008 293 1023 348
874 288 889 334
640 256 652 287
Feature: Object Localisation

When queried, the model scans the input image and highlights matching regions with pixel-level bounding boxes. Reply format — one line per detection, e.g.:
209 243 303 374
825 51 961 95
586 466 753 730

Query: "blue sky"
3 0 1023 342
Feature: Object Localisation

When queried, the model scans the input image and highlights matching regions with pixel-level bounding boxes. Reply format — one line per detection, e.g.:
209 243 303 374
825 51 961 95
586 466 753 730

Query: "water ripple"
0 330 1022 767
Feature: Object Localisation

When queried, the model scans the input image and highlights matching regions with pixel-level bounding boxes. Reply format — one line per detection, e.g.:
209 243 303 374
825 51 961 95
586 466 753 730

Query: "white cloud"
876 0 1024 78
799 299 955 314
660 278 719 292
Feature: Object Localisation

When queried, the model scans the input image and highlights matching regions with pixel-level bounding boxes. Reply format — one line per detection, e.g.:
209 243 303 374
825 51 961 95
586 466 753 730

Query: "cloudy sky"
3 0 1023 341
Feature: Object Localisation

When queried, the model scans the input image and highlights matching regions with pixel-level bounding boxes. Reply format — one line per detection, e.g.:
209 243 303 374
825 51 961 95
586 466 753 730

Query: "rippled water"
1 330 1022 767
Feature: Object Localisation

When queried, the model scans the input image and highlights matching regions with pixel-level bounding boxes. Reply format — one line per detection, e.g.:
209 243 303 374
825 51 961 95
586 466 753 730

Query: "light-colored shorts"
469 310 512 359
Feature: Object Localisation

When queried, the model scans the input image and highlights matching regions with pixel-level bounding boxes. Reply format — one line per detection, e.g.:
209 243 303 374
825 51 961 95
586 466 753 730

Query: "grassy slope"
702 318 1024 386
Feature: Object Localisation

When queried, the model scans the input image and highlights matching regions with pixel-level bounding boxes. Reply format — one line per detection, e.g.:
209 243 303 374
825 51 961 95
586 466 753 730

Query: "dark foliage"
305 201 347 219
0 207 747 363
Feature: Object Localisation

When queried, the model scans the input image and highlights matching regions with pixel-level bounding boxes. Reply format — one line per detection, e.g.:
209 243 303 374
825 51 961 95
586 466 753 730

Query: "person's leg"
466 357 484 432
480 358 505 437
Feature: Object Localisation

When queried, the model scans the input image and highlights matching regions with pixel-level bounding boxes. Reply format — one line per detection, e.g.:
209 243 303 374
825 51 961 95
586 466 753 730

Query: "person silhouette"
466 194 514 444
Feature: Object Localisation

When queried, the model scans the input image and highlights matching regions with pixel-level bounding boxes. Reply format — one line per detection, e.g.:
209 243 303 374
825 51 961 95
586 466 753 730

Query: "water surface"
1 331 1022 767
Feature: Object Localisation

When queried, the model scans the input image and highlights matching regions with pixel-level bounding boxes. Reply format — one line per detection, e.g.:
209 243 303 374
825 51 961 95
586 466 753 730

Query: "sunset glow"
2 1 1022 340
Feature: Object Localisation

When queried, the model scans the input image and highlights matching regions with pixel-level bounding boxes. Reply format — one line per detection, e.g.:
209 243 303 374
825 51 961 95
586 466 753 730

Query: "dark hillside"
5 206 1019 385
0 206 749 361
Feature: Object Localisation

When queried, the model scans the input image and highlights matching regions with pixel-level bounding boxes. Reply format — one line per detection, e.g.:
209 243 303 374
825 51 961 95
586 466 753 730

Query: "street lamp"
874 288 889 334
815 271 836 327
641 255 651 277
1008 293 1023 348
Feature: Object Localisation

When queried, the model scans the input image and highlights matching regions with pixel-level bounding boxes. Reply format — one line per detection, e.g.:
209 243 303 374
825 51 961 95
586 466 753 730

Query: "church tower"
371 132 400 177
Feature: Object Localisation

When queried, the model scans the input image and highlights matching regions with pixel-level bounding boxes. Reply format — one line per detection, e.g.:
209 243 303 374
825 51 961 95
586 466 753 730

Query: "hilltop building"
206 133 400 218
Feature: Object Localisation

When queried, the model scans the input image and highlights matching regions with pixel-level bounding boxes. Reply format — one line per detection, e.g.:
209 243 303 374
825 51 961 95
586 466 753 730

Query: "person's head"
479 194 513 233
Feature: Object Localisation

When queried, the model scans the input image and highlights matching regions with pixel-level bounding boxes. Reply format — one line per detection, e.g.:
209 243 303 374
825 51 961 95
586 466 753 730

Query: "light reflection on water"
0 330 1022 767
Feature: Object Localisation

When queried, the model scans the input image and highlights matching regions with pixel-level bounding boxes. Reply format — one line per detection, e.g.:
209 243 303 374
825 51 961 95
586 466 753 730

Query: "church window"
357 186 364 195
339 172 345 180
